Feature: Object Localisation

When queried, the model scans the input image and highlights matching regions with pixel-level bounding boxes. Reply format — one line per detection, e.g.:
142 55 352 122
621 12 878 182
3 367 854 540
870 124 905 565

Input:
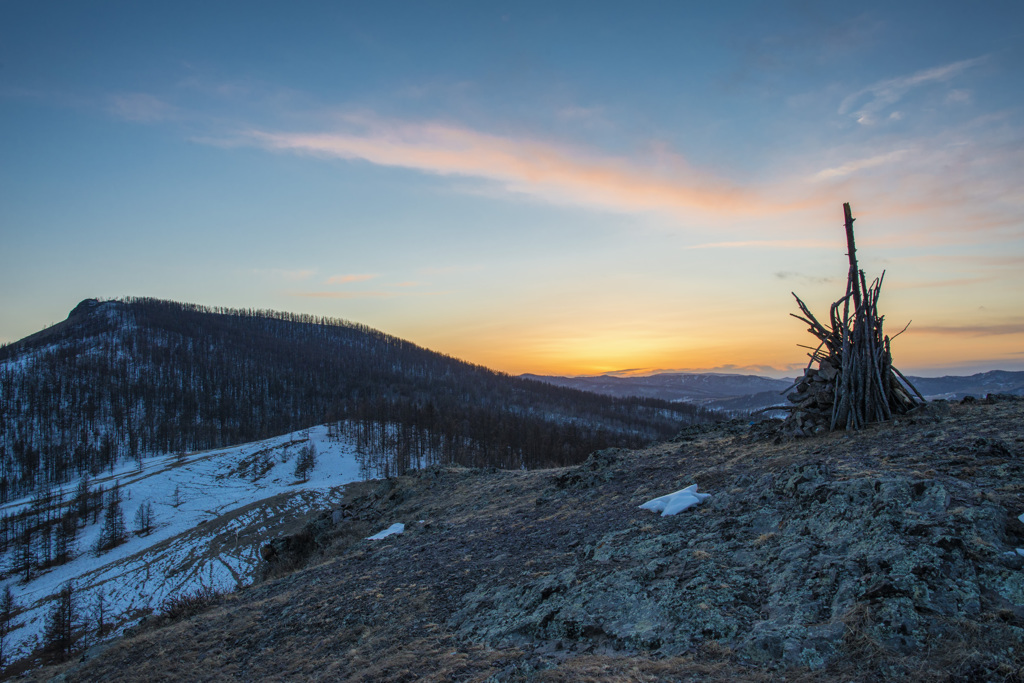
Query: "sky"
1 1 1022 378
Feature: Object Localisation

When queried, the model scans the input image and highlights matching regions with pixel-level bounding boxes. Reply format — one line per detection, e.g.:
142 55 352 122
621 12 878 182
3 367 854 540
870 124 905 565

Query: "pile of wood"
782 203 923 435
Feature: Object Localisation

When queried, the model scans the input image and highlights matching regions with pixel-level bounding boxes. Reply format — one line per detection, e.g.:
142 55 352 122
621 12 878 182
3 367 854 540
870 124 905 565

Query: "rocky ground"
34 396 1024 682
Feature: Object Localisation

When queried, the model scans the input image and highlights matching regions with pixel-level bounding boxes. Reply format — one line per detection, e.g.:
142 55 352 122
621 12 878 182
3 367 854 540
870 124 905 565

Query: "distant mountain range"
522 370 1024 411
520 372 792 404
904 371 1024 400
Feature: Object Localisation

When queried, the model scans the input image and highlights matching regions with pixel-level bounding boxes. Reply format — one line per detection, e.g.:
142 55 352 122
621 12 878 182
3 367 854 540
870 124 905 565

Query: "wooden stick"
844 202 862 313
891 366 926 403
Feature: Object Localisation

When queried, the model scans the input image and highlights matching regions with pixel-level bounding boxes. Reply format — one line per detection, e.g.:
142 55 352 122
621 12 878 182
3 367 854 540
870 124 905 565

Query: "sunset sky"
2 1 1022 377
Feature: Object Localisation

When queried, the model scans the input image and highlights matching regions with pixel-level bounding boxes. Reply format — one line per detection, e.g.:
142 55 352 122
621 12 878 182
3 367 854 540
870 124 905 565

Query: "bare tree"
133 501 155 536
170 485 183 508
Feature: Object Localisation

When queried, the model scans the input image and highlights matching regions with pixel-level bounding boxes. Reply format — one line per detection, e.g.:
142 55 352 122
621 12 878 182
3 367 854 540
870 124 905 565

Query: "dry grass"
24 397 1024 682
157 584 229 622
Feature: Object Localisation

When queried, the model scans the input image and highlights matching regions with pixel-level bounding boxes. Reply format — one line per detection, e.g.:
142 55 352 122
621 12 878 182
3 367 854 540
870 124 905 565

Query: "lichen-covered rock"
450 456 1024 672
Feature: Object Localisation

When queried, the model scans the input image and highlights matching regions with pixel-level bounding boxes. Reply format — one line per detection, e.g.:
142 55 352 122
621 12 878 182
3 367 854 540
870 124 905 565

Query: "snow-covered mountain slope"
1 424 365 665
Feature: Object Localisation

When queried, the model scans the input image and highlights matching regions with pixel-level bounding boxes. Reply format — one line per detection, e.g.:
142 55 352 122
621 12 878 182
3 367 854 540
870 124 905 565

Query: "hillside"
0 425 366 673
36 395 1024 682
0 298 713 499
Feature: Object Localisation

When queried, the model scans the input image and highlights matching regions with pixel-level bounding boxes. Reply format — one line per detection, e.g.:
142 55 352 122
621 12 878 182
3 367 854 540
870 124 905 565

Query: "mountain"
520 372 793 403
32 395 1024 681
524 370 1024 414
0 297 714 499
906 370 1024 400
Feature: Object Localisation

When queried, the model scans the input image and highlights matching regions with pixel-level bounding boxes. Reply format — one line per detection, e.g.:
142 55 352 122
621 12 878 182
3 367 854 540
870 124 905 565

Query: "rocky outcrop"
450 457 1024 675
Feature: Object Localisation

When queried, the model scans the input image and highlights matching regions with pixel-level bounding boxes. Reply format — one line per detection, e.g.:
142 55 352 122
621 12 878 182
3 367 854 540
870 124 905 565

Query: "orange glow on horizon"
407 313 1024 379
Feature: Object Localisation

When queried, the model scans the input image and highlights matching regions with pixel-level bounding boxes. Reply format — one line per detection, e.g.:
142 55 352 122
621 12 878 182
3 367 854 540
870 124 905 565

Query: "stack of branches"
783 203 924 435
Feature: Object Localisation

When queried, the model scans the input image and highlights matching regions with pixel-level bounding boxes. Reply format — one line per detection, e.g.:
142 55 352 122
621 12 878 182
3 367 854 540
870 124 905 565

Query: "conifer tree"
38 523 52 568
0 585 16 670
14 520 34 582
55 509 77 564
294 443 317 482
95 484 127 554
0 513 8 557
42 581 75 661
91 484 105 525
74 475 91 521
92 588 107 640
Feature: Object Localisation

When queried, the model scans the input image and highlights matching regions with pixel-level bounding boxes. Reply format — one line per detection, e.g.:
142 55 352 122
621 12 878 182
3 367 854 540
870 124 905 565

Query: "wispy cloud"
290 290 445 299
900 254 1024 267
946 89 972 104
228 116 794 217
774 271 837 285
292 291 396 299
253 268 317 281
812 149 908 180
839 56 987 125
894 276 997 290
108 93 176 122
556 105 605 121
418 265 483 276
325 274 377 284
686 238 839 250
915 321 1024 336
598 363 803 378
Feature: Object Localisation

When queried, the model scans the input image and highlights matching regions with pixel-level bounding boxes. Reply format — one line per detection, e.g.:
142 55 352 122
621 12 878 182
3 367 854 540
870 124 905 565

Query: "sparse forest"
0 297 713 499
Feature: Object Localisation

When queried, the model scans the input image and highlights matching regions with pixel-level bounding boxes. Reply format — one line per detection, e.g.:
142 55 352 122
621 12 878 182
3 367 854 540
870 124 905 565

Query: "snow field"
1 424 365 663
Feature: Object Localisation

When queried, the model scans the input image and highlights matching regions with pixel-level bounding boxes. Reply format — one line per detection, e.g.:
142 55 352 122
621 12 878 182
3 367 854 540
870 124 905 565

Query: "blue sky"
2 1 1022 376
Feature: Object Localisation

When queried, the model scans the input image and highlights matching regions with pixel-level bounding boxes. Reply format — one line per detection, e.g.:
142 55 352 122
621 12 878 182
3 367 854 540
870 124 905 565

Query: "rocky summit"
42 397 1024 682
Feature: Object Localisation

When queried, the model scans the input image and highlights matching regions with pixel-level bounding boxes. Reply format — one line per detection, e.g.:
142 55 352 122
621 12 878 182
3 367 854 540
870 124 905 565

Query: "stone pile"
783 359 839 436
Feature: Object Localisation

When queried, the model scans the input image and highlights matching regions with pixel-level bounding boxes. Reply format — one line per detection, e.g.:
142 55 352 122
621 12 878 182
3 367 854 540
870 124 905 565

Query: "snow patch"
639 484 711 516
367 523 405 540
